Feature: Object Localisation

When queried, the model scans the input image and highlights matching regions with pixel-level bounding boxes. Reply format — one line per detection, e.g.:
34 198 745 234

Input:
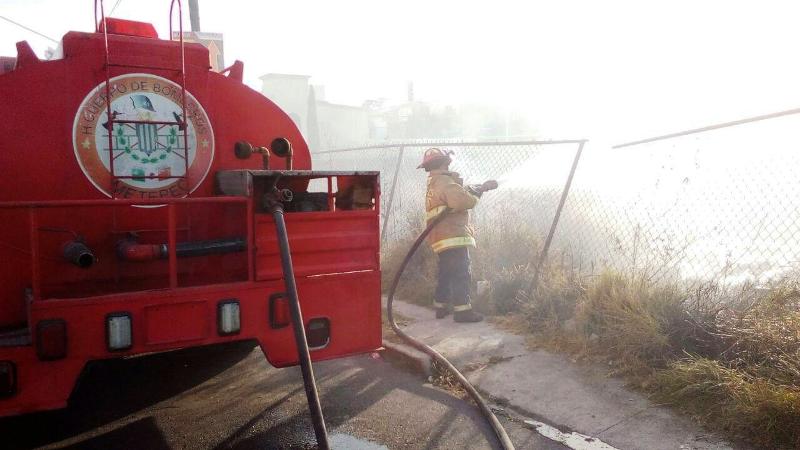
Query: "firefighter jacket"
425 169 480 253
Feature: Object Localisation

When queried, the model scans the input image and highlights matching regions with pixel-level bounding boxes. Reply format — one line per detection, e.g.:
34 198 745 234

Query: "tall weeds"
545 272 800 448
382 225 800 447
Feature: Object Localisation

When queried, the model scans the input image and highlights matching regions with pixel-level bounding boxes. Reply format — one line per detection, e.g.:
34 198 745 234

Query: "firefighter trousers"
433 247 472 311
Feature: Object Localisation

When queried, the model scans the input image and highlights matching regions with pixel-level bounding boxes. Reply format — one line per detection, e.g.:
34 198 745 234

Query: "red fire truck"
0 3 381 418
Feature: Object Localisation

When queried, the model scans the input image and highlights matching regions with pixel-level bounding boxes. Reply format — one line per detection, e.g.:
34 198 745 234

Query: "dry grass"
517 263 587 335
714 287 800 385
654 357 800 448
573 273 682 373
429 359 467 397
538 271 800 448
382 221 800 448
381 214 542 311
381 309 413 344
381 224 438 305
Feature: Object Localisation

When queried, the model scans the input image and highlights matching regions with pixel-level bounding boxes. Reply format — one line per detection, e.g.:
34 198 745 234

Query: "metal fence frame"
316 139 587 294
316 108 800 290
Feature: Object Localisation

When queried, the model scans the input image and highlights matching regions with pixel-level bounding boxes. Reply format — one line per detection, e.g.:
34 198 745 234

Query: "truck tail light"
269 293 290 329
217 300 240 336
98 18 158 39
306 318 331 350
36 319 67 361
107 313 133 351
0 361 16 397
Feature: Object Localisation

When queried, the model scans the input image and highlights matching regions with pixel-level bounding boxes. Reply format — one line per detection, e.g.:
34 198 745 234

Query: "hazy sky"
2 0 799 143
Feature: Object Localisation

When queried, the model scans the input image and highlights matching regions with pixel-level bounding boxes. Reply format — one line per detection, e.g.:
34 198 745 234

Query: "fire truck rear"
0 6 381 417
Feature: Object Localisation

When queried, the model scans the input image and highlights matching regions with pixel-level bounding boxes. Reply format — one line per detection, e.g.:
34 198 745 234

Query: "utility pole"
188 0 201 32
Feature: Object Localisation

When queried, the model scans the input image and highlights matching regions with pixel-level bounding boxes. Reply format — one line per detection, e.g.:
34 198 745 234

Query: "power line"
109 0 124 16
0 15 58 44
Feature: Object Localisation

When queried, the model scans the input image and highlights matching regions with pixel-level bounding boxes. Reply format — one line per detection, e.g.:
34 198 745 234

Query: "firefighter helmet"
417 147 453 169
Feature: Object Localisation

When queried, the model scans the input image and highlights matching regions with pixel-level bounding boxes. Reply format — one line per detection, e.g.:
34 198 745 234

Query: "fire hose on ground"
387 183 515 450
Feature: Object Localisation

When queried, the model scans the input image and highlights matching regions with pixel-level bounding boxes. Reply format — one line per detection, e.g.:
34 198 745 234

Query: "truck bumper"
0 270 380 417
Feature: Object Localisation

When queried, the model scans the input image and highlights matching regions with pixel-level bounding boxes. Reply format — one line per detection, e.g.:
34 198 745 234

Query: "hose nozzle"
467 180 499 197
480 180 499 192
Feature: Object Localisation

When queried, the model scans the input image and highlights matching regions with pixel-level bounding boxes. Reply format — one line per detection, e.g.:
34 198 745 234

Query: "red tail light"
0 361 16 397
98 18 158 39
269 293 290 329
36 319 67 361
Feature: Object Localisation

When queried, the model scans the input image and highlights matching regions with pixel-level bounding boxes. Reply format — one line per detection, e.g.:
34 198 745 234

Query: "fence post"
381 146 405 244
527 140 586 295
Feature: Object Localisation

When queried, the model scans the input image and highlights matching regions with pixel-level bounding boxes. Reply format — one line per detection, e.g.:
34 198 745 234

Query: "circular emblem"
73 74 214 198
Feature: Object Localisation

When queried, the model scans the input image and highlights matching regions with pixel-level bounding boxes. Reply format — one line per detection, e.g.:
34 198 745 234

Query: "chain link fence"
314 139 581 244
314 113 800 288
554 112 800 287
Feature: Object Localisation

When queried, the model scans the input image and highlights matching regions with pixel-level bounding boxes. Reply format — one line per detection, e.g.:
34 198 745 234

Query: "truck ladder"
95 0 191 198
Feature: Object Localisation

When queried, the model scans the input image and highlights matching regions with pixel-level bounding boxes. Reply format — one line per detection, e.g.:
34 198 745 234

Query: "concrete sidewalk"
387 299 742 450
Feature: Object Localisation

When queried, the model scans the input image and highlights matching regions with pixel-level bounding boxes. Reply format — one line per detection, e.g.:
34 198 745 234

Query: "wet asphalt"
0 341 564 449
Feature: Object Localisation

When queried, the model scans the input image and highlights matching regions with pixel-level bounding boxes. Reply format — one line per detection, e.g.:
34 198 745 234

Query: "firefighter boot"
454 309 484 323
434 303 451 319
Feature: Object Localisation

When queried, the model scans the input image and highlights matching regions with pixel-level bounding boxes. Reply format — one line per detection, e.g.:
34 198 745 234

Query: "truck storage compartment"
216 170 380 280
256 211 379 280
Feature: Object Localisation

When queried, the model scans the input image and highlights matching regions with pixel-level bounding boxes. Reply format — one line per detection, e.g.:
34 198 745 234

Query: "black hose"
387 209 516 450
175 237 246 258
270 205 330 450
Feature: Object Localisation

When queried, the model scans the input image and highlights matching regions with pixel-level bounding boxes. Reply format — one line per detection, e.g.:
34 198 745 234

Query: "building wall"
260 74 311 134
316 102 369 150
259 73 372 151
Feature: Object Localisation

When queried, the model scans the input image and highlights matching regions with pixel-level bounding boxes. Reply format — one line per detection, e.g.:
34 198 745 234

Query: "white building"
259 73 311 135
260 73 369 151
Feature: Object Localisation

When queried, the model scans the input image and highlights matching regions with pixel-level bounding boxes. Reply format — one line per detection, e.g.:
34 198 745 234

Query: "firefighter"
418 148 497 323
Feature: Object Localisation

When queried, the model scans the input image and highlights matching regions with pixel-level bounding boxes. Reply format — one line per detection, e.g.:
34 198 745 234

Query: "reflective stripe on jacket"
425 169 479 253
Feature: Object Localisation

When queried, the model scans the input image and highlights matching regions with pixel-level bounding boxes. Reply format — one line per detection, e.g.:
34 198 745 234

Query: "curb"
381 340 432 376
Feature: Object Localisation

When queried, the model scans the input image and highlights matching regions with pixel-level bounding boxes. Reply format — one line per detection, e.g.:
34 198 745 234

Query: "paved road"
1 341 563 450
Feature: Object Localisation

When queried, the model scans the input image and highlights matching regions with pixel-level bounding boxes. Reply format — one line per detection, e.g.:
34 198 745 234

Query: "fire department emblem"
72 73 214 198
